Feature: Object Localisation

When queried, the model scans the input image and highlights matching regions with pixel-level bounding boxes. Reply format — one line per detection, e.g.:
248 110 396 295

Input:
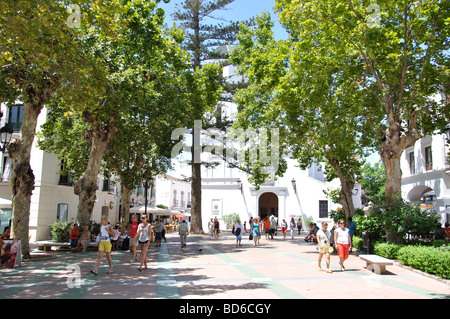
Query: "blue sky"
159 0 288 40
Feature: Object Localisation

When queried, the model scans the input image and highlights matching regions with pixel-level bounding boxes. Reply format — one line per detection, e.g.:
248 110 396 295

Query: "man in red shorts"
129 215 139 263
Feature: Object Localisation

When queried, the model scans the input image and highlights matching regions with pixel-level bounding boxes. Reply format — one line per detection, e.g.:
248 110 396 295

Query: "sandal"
90 269 98 275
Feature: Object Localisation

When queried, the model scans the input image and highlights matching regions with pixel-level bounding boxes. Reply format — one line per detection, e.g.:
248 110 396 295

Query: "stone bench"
36 241 98 252
360 254 393 274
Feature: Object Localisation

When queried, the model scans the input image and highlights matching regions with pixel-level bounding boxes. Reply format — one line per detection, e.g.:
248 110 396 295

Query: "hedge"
373 242 403 260
397 245 450 279
372 242 450 279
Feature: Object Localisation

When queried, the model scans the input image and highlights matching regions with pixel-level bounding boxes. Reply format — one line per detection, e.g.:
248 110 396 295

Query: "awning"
174 214 186 218
129 206 176 215
0 198 12 207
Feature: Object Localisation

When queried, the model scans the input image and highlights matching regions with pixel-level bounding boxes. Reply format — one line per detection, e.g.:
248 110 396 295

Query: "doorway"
258 192 279 220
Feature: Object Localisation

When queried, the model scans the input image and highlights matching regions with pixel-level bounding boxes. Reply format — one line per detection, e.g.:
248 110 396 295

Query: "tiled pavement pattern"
0 231 449 299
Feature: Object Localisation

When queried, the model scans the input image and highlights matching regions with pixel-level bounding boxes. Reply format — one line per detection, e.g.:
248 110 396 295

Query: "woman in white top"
334 219 352 271
136 215 151 271
91 217 116 275
316 222 332 273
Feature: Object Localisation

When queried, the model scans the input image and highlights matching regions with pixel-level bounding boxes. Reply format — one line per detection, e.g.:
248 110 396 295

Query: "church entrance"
258 192 279 220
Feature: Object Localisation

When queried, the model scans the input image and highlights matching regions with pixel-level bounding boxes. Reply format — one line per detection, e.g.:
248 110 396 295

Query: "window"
212 199 221 216
181 191 185 207
425 146 433 171
409 152 415 174
319 200 328 218
173 190 178 207
58 160 74 186
57 203 68 222
8 104 24 132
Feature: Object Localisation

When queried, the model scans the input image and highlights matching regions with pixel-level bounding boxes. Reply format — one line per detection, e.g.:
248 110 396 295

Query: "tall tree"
230 13 377 217
38 0 189 226
172 0 249 233
104 65 190 226
0 0 103 258
275 0 449 200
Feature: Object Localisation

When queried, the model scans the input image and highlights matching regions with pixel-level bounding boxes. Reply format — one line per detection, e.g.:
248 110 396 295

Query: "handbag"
249 233 253 240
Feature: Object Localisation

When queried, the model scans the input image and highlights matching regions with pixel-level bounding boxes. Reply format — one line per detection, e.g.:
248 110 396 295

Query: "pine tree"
172 0 251 233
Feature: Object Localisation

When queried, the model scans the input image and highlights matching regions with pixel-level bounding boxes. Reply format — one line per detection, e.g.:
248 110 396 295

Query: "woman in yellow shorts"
91 217 116 275
317 221 333 273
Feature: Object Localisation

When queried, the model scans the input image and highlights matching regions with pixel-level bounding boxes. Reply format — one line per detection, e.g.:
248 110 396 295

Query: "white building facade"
401 131 450 225
0 103 121 242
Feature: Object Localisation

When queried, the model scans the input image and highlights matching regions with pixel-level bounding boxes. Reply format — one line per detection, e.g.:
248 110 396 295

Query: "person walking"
281 219 287 239
346 217 355 251
235 220 243 247
334 219 352 271
264 218 271 239
179 220 189 248
251 217 261 246
155 218 164 247
129 215 139 263
270 216 277 239
91 217 116 275
214 217 220 238
290 218 296 239
208 218 214 238
136 215 151 271
317 222 332 273
297 218 302 235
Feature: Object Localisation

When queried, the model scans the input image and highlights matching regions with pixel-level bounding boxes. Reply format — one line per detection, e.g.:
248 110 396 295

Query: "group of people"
208 217 221 238
316 218 355 273
88 215 189 275
79 213 357 275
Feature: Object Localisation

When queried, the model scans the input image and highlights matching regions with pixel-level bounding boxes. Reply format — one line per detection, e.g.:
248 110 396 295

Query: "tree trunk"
379 119 419 244
74 119 118 226
339 180 356 218
190 163 204 234
119 185 131 228
328 158 356 217
7 103 41 259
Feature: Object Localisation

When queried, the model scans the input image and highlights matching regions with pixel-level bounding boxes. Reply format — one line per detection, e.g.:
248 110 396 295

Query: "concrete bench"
36 241 98 252
360 254 393 274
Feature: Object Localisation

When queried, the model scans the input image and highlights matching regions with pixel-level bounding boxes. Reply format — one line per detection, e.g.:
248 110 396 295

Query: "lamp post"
0 124 13 153
444 124 450 143
143 180 149 218
237 178 243 193
291 178 297 194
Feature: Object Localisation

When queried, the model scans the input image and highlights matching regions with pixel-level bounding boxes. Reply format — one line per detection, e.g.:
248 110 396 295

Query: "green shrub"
397 245 450 279
352 236 364 251
49 220 73 242
222 213 240 228
373 242 403 259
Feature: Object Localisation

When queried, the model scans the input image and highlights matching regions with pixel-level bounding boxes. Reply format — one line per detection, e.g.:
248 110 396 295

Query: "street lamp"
143 180 149 216
291 178 297 194
444 124 450 143
0 124 13 153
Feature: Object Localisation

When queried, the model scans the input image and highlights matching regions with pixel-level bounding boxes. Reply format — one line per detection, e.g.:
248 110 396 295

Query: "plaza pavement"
0 231 449 300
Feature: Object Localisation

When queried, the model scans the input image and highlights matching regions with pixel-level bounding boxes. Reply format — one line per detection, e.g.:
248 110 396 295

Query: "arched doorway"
407 185 434 202
258 192 279 220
